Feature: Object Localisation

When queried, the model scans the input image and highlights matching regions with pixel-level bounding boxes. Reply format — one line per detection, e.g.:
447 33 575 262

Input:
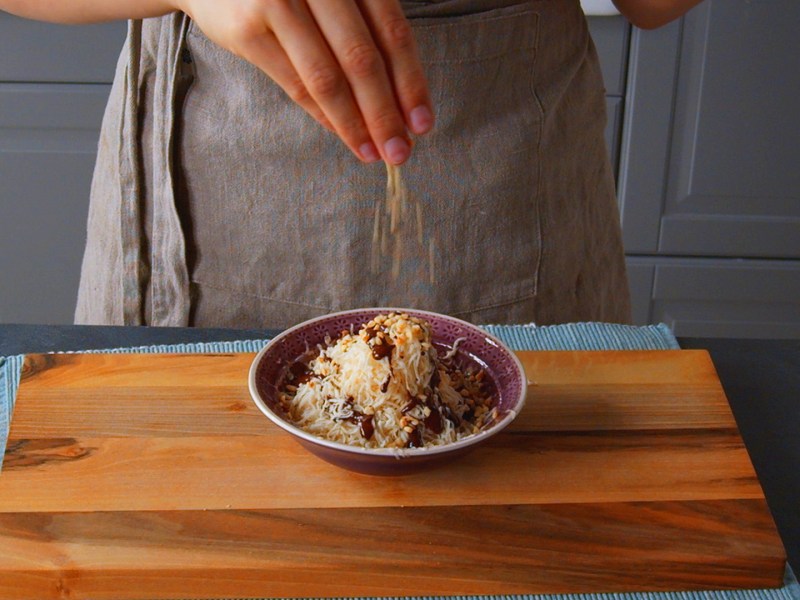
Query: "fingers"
267 1 385 163
306 0 412 165
236 29 336 135
358 0 434 136
187 0 433 164
185 0 339 136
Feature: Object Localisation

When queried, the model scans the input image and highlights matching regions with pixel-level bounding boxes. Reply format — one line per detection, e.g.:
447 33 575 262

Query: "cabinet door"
626 256 800 339
0 85 110 324
619 0 800 257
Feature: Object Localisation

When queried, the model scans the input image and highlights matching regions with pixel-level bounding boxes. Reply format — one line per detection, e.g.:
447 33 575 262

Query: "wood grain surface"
0 350 786 599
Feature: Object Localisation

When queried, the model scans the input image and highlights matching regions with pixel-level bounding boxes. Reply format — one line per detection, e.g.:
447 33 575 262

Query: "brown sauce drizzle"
364 326 395 361
442 405 459 426
424 404 444 434
359 414 375 440
405 428 423 448
429 368 441 390
345 412 375 440
341 397 375 440
288 361 314 385
371 341 394 361
380 375 391 393
294 372 314 385
401 396 421 414
401 395 443 434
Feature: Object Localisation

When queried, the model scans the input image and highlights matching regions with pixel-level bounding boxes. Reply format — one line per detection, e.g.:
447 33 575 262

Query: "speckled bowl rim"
247 307 527 459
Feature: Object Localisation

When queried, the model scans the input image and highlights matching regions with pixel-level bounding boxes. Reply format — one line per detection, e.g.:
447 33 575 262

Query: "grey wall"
0 12 125 324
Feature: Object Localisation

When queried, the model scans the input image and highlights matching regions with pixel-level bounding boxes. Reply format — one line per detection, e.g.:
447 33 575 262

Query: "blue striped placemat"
0 322 797 599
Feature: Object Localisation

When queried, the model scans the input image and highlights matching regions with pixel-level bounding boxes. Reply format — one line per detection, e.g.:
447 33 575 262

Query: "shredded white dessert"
278 313 498 449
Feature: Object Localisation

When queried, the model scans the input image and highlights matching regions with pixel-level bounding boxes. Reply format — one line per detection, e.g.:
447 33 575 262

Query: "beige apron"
75 0 631 329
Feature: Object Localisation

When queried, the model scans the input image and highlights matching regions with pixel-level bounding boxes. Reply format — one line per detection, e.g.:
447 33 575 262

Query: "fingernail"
359 142 380 163
410 105 434 134
384 136 411 165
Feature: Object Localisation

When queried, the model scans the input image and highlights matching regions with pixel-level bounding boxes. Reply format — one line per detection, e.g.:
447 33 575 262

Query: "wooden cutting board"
0 350 785 599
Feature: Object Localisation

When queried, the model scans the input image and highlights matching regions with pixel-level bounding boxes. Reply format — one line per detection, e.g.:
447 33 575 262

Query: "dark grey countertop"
1 325 798 576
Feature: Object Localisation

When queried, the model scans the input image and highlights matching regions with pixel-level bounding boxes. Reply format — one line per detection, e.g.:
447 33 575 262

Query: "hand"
611 0 705 29
175 0 434 165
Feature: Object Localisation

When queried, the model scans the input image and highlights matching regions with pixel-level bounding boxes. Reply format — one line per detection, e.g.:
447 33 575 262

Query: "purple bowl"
248 308 527 476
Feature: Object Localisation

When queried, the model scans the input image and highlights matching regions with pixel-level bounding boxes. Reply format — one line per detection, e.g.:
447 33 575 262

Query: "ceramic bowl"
248 308 527 476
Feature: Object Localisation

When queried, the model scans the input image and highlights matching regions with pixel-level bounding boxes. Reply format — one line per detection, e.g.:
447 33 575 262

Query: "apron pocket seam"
192 279 336 312
449 291 538 318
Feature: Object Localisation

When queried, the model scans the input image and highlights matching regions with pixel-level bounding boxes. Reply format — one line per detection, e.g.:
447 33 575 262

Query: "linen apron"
74 0 631 329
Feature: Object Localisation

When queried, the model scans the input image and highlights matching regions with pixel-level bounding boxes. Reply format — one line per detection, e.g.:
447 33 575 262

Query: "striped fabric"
481 322 680 350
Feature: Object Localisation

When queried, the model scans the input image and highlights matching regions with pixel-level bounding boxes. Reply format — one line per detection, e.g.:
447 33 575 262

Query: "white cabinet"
620 0 800 338
627 257 800 338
